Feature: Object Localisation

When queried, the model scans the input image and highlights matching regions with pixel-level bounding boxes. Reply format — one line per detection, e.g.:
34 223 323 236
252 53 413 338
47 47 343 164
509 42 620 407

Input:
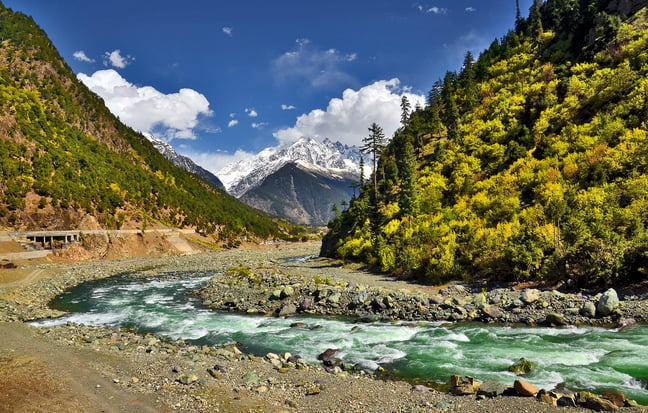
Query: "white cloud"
222 26 233 36
245 108 258 117
417 4 448 15
77 69 212 140
103 49 134 69
180 148 255 175
73 50 94 63
228 119 239 128
273 78 425 147
465 7 476 12
273 38 357 89
281 104 296 110
251 122 267 129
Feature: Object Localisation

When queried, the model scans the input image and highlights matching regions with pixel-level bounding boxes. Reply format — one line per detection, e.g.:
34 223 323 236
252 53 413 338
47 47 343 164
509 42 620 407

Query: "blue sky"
5 0 533 173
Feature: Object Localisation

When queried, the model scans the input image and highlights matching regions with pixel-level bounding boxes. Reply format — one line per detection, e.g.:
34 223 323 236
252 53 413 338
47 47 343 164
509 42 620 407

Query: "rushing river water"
31 266 648 405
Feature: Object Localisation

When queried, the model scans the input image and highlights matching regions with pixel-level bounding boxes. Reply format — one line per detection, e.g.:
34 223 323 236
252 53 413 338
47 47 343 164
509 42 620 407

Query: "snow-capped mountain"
218 137 365 198
144 134 225 190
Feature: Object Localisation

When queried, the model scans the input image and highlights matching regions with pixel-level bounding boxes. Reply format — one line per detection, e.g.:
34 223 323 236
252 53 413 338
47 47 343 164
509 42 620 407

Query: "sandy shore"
0 242 645 412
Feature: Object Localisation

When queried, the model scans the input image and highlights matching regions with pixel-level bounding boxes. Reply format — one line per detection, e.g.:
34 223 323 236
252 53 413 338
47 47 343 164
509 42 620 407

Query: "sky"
5 0 533 174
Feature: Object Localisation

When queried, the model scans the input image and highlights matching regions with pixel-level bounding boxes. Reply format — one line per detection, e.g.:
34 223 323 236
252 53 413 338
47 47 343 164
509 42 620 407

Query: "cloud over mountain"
78 69 212 140
274 79 425 147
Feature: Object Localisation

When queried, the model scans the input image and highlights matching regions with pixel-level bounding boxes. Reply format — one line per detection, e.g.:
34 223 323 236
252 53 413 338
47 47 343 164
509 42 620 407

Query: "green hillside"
0 2 295 242
323 0 648 288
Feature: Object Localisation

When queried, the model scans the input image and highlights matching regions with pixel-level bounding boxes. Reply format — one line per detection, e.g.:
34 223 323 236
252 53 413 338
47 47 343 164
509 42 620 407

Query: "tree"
398 140 419 216
400 95 411 126
361 122 387 201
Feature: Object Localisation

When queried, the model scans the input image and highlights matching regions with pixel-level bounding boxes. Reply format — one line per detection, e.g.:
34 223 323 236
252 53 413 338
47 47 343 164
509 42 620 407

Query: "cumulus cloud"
77 69 212 140
103 49 134 69
465 6 476 12
228 119 239 128
73 50 94 63
281 104 296 110
251 122 267 129
273 78 425 147
273 38 357 90
245 108 258 117
222 26 233 36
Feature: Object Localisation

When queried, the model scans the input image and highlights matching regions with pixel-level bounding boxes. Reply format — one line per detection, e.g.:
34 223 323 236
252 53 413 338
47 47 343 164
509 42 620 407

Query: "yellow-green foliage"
324 5 648 287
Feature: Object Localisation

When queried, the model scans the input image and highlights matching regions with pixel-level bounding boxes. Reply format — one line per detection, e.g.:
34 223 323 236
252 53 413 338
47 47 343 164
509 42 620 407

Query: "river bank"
1 241 646 412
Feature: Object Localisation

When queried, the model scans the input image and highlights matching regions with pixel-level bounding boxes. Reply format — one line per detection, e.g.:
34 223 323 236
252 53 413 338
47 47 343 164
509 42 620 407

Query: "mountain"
323 1 648 289
218 137 364 198
240 161 358 226
144 134 225 190
0 2 294 242
217 137 365 226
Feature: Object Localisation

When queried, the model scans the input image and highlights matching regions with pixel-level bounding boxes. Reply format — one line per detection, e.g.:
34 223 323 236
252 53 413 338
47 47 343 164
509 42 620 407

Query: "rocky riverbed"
1 241 647 412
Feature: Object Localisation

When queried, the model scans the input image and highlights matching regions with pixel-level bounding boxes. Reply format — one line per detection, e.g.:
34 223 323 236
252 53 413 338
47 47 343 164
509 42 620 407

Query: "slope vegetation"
0 2 294 242
323 1 648 288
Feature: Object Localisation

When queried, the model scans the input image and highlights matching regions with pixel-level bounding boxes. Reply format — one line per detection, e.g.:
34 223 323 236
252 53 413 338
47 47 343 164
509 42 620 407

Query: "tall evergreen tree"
400 95 411 126
398 140 419 217
360 122 387 207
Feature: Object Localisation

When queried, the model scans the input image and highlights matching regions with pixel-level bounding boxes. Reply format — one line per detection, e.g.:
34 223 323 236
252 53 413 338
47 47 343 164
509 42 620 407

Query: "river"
31 266 648 405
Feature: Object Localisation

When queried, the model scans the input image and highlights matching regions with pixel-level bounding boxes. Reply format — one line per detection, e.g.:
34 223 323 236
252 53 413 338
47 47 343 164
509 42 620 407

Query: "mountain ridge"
218 137 365 198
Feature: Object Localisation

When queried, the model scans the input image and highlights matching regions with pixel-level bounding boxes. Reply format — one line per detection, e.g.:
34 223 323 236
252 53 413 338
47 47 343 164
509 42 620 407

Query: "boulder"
477 380 506 397
577 391 619 411
508 358 536 375
473 292 488 307
597 288 619 316
481 305 502 319
514 379 539 397
278 302 297 316
538 390 558 406
580 301 597 318
600 390 628 407
450 375 480 395
317 348 341 362
280 286 294 298
545 312 569 326
299 297 313 312
521 289 540 304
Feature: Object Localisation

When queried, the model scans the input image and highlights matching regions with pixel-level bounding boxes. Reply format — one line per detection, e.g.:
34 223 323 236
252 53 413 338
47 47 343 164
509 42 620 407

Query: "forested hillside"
323 0 648 288
0 2 295 242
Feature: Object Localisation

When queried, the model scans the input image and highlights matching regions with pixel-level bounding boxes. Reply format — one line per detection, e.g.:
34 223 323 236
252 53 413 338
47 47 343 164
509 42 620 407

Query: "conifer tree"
361 122 387 214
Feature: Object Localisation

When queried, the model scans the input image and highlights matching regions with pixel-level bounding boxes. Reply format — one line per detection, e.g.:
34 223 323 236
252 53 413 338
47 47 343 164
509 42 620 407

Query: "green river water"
31 268 648 405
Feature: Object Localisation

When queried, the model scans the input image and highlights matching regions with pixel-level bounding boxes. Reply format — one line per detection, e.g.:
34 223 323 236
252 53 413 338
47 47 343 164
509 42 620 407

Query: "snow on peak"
218 137 365 198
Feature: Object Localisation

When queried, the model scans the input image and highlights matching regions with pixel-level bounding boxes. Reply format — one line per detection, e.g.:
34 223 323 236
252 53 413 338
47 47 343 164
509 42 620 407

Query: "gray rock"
242 372 261 385
521 289 540 304
597 289 619 316
545 312 569 326
278 302 297 316
580 301 596 318
328 292 342 304
478 380 506 397
482 305 502 319
473 292 488 307
281 286 295 298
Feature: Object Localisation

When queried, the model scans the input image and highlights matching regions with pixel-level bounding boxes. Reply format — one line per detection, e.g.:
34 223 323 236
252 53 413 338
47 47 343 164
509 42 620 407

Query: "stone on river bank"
597 288 619 316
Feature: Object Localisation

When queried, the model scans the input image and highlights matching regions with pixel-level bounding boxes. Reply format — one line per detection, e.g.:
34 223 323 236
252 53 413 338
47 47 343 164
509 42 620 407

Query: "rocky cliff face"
240 162 358 226
144 135 225 190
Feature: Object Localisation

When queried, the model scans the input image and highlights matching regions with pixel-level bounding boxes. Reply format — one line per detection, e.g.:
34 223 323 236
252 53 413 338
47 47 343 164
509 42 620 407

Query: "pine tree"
360 122 387 211
398 140 419 216
400 95 411 126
